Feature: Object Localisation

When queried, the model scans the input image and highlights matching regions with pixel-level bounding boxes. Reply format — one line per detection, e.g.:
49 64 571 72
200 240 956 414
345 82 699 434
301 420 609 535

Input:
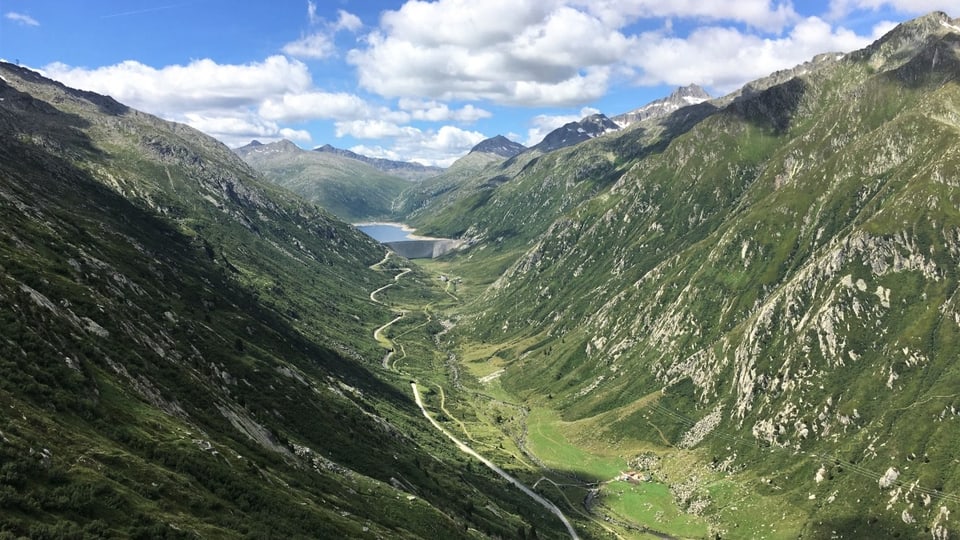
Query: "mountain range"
3 10 960 540
313 143 444 181
234 139 414 222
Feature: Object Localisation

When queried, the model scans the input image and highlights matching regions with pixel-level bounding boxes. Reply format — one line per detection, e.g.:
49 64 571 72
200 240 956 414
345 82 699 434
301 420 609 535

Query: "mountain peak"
531 113 620 153
469 135 526 158
850 11 960 70
613 84 712 128
235 138 299 156
670 84 711 102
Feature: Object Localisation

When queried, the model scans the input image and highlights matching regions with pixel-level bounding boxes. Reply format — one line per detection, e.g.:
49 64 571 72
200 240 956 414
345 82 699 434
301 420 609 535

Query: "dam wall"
385 239 462 259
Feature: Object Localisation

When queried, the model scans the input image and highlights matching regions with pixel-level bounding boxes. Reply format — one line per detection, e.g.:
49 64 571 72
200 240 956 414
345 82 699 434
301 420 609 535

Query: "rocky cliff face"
461 12 960 538
531 113 621 153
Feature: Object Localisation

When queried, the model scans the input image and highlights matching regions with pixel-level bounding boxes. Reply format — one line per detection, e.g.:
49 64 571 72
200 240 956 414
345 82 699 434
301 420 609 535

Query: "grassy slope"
426 15 960 539
0 63 571 539
238 141 413 222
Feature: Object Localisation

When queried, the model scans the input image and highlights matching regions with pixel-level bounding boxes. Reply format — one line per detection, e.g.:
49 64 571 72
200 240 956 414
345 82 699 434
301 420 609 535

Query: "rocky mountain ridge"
469 134 526 158
313 142 444 181
612 84 712 127
430 11 960 538
530 113 621 153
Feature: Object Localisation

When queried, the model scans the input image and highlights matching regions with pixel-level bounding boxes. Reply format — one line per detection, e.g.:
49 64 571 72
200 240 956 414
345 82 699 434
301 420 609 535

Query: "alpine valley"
4 11 960 540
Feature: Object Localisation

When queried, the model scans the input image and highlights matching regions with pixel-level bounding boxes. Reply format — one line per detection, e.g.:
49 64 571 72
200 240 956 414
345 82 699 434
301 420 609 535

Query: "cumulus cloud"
631 17 893 93
5 12 39 26
41 56 320 147
44 56 312 115
334 10 363 32
349 1 628 106
578 0 799 31
182 112 312 148
259 91 373 122
828 0 958 19
397 99 491 123
282 33 336 59
283 7 362 59
335 119 417 139
349 125 486 167
346 0 859 106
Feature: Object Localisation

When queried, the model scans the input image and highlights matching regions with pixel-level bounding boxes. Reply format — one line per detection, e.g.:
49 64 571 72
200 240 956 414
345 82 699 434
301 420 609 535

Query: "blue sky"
0 1 952 165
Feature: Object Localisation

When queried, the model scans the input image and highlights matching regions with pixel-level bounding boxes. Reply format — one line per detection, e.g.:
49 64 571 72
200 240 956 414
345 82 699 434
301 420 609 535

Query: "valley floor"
366 251 725 540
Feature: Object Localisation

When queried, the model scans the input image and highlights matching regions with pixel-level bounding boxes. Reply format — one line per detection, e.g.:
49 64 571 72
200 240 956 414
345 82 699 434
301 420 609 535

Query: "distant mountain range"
235 139 413 222
313 143 443 181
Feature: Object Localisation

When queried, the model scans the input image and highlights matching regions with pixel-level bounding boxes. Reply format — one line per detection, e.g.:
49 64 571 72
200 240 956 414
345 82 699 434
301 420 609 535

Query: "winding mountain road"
411 382 581 540
368 250 580 539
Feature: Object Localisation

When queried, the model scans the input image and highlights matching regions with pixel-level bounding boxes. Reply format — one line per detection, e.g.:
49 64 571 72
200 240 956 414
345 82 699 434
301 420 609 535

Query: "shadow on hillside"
0 87 416 450
883 32 960 88
1 62 130 117
614 100 722 163
0 76 104 161
727 76 807 135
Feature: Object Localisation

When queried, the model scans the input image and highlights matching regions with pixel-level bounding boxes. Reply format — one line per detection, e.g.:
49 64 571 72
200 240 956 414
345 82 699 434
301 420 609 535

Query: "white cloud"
5 12 39 26
335 119 417 139
378 0 557 48
335 10 363 32
349 125 486 167
397 99 491 122
284 8 362 59
524 107 599 146
282 33 336 59
259 91 373 122
828 0 958 19
280 127 312 142
181 112 311 148
346 0 838 106
42 56 318 147
43 56 312 115
348 1 625 106
630 17 891 93
577 0 799 31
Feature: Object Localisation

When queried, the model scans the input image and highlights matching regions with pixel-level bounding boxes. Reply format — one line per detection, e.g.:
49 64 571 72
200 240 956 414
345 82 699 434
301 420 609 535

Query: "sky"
0 1 954 166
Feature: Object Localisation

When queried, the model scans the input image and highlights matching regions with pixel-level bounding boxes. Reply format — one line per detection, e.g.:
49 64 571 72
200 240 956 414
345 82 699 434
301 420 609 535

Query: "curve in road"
412 382 580 540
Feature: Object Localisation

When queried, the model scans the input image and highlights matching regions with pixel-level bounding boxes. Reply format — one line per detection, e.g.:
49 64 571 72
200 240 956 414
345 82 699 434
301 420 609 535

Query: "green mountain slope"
446 12 960 538
0 62 569 538
406 95 716 260
235 139 414 222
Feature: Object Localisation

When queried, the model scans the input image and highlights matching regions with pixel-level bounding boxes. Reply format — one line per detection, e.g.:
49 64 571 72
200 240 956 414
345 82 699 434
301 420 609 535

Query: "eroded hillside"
440 12 960 538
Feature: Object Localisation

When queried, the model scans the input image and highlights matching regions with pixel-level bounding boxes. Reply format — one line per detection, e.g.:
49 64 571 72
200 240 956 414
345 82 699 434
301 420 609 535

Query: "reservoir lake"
356 223 422 243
